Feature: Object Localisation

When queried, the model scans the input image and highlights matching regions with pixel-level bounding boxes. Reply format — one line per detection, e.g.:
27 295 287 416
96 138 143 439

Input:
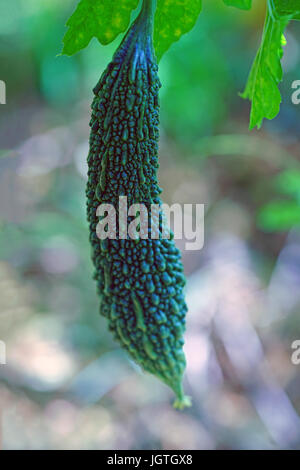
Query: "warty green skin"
86 4 190 408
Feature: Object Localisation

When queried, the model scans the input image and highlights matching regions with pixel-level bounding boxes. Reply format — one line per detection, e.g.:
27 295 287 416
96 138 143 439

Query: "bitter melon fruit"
86 0 190 409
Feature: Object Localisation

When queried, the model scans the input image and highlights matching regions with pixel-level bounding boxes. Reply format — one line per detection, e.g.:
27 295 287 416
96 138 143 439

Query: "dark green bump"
143 335 158 361
131 292 147 332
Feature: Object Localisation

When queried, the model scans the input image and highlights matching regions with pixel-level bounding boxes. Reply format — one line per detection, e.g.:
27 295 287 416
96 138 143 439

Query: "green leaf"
257 200 300 231
223 0 252 10
62 0 203 59
270 0 300 19
62 0 139 56
154 0 202 61
241 9 288 129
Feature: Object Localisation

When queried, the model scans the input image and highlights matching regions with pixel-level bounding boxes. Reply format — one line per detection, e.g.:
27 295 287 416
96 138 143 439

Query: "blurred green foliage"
258 169 300 231
1 1 299 139
0 0 300 450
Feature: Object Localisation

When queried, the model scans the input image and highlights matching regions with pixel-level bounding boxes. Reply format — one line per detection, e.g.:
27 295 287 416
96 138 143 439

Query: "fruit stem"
139 0 156 35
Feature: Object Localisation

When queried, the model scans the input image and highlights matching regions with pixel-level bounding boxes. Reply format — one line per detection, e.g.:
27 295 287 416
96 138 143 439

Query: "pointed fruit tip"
173 395 192 411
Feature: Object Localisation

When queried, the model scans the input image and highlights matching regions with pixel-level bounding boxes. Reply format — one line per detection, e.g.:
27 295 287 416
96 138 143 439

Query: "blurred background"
0 0 300 450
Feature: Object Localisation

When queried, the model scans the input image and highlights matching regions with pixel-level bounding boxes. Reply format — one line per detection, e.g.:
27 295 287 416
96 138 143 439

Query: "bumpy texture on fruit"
86 0 190 408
